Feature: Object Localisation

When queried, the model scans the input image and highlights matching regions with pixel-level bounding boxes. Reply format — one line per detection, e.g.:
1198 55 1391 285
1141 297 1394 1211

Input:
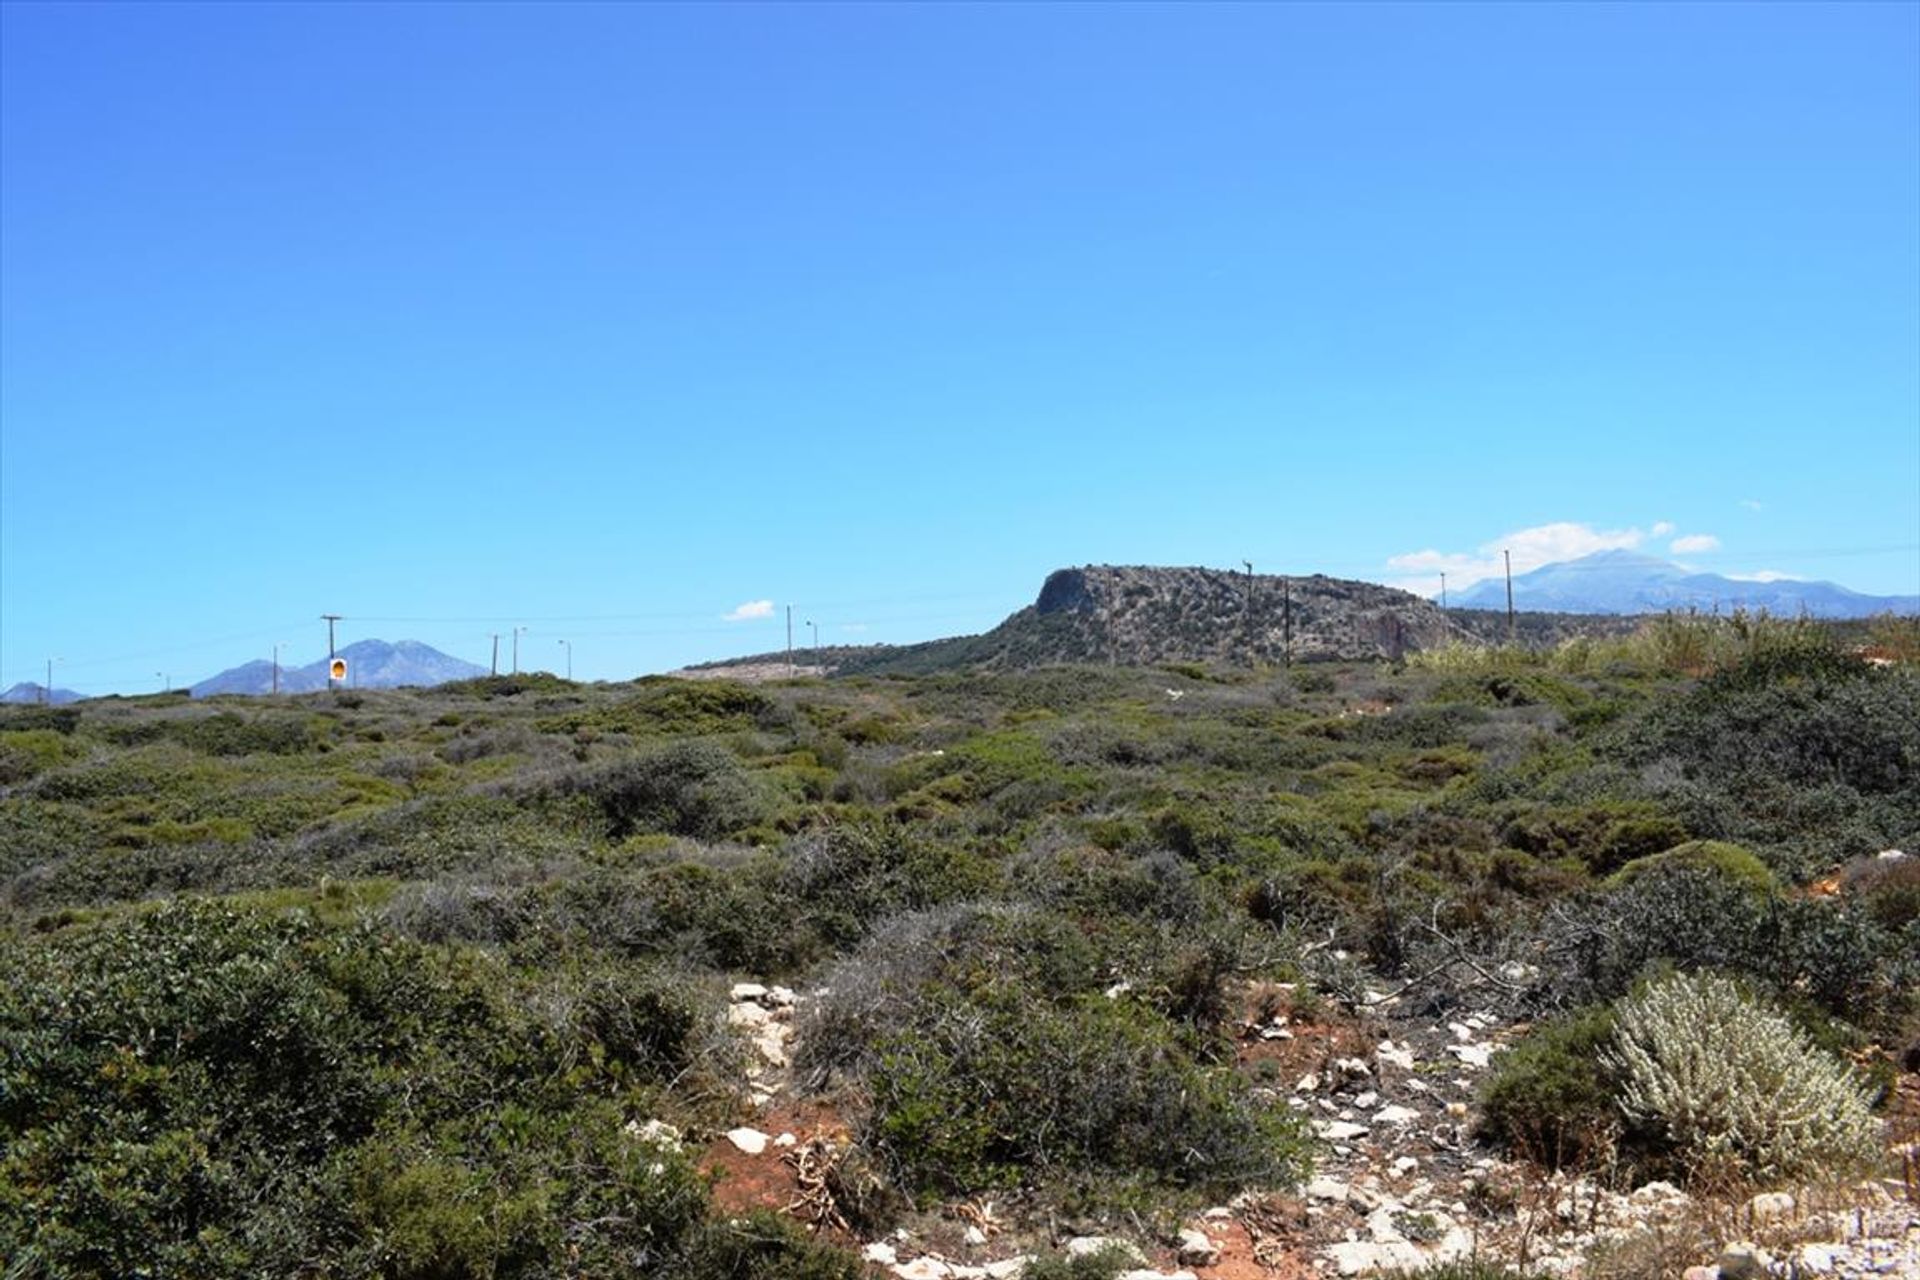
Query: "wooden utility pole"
1242 561 1255 663
321 615 342 686
1503 550 1515 646
1282 576 1293 666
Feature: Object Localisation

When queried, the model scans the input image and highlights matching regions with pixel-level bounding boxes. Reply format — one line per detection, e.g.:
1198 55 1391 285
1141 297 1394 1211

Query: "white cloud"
1670 533 1720 554
1726 569 1800 583
721 599 775 622
1651 521 1676 537
1386 521 1646 598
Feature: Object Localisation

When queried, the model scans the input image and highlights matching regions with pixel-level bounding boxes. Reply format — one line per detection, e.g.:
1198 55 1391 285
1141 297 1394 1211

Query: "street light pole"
808 620 817 653
557 639 572 681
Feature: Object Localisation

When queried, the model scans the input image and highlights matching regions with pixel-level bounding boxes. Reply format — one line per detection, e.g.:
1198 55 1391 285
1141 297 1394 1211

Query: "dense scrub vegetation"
2 613 1915 1276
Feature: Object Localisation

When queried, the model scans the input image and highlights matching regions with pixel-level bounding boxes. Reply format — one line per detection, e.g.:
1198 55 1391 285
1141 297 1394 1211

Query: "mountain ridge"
192 639 487 697
1453 549 1919 617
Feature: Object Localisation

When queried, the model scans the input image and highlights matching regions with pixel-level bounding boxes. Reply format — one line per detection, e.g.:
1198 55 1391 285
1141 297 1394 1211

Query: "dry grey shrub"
1601 971 1880 1182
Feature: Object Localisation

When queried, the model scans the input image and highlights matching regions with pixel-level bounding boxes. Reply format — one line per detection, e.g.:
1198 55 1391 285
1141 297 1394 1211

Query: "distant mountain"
192 639 487 697
1 682 84 705
1453 549 1920 618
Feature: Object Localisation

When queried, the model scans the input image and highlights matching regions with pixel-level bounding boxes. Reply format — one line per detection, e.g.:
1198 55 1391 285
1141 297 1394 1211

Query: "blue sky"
3 1 1916 692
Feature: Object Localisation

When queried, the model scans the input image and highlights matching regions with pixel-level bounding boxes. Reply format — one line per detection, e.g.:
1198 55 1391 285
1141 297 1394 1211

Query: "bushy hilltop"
2 614 1917 1280
692 565 1650 680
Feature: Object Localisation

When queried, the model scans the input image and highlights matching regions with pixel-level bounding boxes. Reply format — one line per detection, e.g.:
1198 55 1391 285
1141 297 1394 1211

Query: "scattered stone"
984 1262 1028 1280
1333 1056 1372 1081
1175 1227 1219 1267
1295 1072 1321 1094
1680 1267 1716 1280
1259 1024 1294 1040
893 1259 952 1280
1371 1104 1421 1126
624 1118 682 1146
1717 1241 1773 1279
1315 1120 1369 1142
864 1242 900 1265
1392 1156 1419 1177
724 1127 769 1155
1376 1039 1417 1070
1353 1091 1379 1109
729 982 768 1003
1748 1191 1795 1225
1448 1021 1475 1042
1065 1237 1146 1265
1306 1176 1351 1201
763 984 796 1007
963 1225 988 1247
1326 1241 1426 1275
1445 1042 1495 1069
773 1132 797 1149
1796 1243 1837 1274
1347 1183 1384 1213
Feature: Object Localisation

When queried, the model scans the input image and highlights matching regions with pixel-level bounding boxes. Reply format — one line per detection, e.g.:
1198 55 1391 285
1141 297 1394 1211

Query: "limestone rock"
1175 1227 1220 1267
724 1127 769 1155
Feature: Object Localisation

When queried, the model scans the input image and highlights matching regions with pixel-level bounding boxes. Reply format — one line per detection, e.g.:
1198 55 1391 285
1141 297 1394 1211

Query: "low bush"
1477 1006 1619 1168
1601 971 1881 1183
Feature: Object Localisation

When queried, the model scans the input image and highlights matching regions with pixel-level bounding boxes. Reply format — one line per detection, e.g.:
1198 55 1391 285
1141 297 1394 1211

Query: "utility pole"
786 605 794 676
272 643 281 695
1439 572 1448 612
512 626 526 675
1503 550 1516 646
321 614 342 686
1242 561 1255 663
807 619 817 653
490 634 500 677
1282 576 1293 667
557 639 571 680
157 672 168 693
43 657 59 705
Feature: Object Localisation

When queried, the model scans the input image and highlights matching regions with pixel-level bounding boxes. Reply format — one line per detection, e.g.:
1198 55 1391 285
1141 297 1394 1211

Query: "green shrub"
533 740 775 840
1606 839 1775 895
864 987 1309 1205
1477 1006 1619 1167
1602 972 1881 1183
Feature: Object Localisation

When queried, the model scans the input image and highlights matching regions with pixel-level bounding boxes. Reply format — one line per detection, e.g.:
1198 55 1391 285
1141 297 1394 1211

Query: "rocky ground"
658 981 1919 1280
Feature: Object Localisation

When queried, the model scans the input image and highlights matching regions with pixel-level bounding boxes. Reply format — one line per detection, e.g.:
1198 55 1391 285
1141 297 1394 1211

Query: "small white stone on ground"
729 982 767 1003
1371 1104 1421 1126
1176 1227 1219 1267
724 1127 769 1155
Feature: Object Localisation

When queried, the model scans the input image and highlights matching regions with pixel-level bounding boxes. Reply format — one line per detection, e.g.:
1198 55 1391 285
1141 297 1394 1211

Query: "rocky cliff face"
1008 564 1449 666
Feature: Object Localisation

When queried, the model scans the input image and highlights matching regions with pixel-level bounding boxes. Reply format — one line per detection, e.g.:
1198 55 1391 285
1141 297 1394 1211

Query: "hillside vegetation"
2 612 1916 1278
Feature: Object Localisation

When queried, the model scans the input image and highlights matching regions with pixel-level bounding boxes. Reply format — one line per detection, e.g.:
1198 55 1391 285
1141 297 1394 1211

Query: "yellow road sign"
329 658 348 681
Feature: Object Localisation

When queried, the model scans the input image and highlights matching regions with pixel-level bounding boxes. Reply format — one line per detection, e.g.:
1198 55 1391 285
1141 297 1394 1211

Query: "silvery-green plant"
1602 971 1880 1182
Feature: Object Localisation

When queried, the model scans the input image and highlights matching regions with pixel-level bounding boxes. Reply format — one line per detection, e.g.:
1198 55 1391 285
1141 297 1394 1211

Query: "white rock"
1448 1021 1475 1042
1315 1120 1370 1142
1749 1191 1795 1225
1065 1237 1145 1264
1259 1024 1294 1040
773 1132 797 1148
1105 981 1133 999
1353 1091 1379 1109
1294 1072 1320 1093
1393 1156 1420 1176
724 1127 769 1155
963 1225 988 1247
864 1242 900 1265
729 982 768 1003
1327 1241 1426 1275
1877 848 1908 860
893 1260 953 1280
727 1002 771 1028
1796 1243 1837 1274
1333 1056 1372 1080
1307 1176 1352 1201
984 1262 1028 1280
1375 1039 1417 1070
763 984 797 1007
1176 1227 1220 1267
1445 1042 1495 1069
1372 1104 1422 1126
1717 1242 1773 1280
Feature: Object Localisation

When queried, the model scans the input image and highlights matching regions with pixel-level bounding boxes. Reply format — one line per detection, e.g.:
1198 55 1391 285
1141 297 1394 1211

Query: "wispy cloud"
1386 521 1647 598
721 599 775 622
1670 533 1720 554
1726 569 1799 583
1651 520 1676 537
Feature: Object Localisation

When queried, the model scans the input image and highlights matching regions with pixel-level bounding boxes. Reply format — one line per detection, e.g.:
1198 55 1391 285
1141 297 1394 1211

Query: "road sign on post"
329 658 348 683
